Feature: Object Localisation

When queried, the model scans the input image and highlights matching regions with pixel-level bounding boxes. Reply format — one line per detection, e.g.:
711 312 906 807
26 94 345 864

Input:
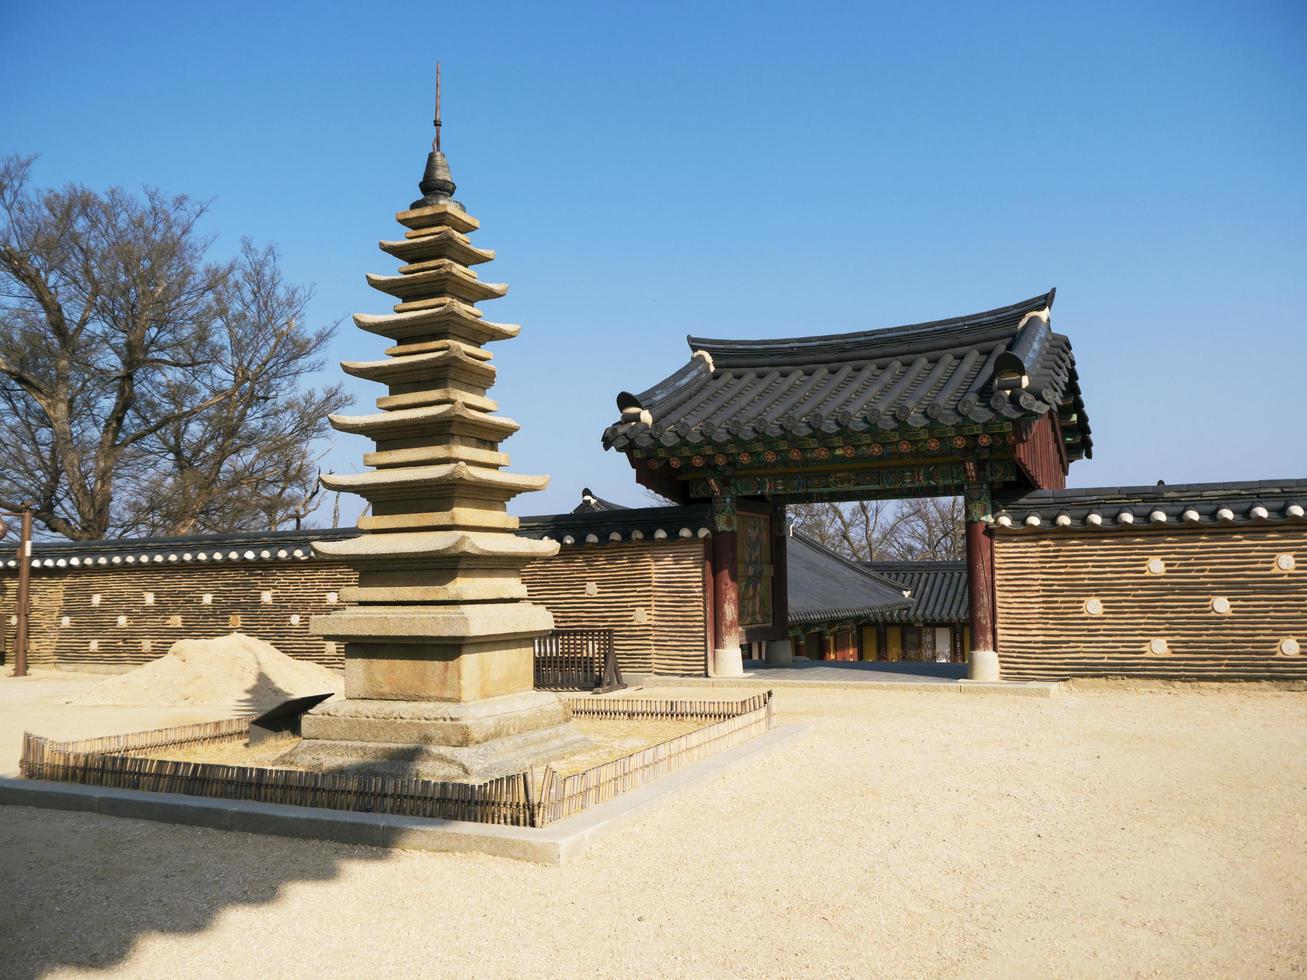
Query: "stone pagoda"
287 84 585 779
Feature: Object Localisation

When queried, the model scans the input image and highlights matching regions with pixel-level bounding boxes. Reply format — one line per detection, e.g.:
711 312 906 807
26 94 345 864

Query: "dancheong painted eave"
602 289 1091 459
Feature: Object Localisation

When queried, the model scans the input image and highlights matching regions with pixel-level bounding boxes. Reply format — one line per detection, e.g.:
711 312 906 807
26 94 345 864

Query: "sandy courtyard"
0 675 1304 978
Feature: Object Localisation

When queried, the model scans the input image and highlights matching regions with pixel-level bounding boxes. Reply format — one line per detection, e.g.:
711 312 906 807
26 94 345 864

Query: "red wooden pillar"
710 495 743 675
964 478 999 680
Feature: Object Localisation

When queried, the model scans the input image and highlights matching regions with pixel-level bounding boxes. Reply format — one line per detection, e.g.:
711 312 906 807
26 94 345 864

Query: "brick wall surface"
1 540 711 676
994 525 1307 680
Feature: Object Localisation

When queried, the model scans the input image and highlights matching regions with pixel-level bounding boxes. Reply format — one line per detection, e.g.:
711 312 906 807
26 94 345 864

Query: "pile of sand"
70 633 342 711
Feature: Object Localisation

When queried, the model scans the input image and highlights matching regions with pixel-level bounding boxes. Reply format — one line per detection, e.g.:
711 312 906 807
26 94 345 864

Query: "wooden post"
770 505 788 635
702 537 715 676
13 508 31 678
712 526 741 658
964 479 999 680
762 505 794 665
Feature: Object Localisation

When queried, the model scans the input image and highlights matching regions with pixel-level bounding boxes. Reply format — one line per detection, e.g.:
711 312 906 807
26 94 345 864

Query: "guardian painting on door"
602 291 1091 681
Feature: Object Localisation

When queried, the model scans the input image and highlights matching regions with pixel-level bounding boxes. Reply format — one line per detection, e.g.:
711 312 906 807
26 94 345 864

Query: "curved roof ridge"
789 531 915 593
688 290 1054 365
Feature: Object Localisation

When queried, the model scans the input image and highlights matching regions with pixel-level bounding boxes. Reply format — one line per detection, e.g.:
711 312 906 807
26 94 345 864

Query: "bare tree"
0 155 350 540
788 496 964 561
886 496 966 560
789 499 903 560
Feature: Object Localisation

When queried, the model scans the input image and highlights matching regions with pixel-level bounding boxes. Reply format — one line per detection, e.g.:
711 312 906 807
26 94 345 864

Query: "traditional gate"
601 290 1091 679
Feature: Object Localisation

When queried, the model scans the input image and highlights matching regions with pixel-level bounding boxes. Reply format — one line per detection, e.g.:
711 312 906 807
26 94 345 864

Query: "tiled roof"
993 479 1307 532
603 289 1091 459
787 533 914 625
572 488 629 513
1 506 718 572
517 504 713 545
3 528 359 571
863 561 969 624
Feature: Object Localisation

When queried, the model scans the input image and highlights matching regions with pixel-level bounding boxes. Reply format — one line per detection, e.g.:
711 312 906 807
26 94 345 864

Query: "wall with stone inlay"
0 541 711 676
521 538 708 675
0 560 351 672
994 525 1307 680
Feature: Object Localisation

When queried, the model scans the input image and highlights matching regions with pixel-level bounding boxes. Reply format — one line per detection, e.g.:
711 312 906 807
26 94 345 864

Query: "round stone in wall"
1275 554 1296 572
116 615 127 627
289 614 301 626
1280 638 1301 656
1210 596 1232 615
1083 598 1104 616
1148 638 1169 655
1145 558 1167 575
633 607 648 624
584 581 599 597
60 616 70 627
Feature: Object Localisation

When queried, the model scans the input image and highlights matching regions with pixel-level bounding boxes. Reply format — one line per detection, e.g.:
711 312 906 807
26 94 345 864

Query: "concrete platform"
0 723 809 865
627 659 1061 697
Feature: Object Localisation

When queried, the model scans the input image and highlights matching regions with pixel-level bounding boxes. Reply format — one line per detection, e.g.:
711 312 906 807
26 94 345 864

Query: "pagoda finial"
412 61 458 209
433 61 442 153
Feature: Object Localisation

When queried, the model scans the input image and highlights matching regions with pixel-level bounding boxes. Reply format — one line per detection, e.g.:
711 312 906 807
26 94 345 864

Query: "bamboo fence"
19 692 773 828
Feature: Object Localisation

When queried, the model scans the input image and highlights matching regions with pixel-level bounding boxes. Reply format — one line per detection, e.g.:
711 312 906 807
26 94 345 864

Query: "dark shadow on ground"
742 657 967 680
0 670 395 979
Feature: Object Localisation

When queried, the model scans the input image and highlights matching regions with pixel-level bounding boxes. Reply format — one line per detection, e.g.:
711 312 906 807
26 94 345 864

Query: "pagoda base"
282 690 588 781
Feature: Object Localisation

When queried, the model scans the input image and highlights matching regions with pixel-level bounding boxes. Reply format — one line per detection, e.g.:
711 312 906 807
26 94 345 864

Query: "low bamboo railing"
534 629 625 693
19 692 772 828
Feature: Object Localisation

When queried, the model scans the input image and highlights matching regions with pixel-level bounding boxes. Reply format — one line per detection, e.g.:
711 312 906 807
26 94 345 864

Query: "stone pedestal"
712 644 745 677
764 638 794 667
285 599 587 780
968 649 1001 682
289 690 587 780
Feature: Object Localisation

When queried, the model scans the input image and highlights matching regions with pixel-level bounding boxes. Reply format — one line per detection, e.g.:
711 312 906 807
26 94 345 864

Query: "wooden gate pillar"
710 494 744 676
763 503 793 666
964 478 1000 681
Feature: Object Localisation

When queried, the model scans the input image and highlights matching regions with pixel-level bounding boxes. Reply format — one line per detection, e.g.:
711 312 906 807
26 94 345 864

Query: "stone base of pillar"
283 689 588 781
764 639 793 667
968 649 1001 682
712 645 745 677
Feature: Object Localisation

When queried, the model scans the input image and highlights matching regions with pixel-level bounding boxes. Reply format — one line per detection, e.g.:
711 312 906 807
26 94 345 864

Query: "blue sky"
5 0 1305 523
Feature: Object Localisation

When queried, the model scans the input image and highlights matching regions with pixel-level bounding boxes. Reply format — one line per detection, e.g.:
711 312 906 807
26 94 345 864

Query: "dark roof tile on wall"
993 479 1307 532
571 488 629 513
603 290 1091 459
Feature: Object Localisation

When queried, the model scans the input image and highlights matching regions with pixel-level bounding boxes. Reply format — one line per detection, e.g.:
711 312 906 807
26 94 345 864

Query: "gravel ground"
1 678 1304 978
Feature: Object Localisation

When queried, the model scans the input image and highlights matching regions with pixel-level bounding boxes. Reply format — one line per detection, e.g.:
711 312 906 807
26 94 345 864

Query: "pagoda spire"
411 61 458 209
288 70 583 780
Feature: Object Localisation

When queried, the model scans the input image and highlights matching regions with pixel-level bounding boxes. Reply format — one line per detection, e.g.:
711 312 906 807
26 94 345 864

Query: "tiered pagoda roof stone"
311 178 556 610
